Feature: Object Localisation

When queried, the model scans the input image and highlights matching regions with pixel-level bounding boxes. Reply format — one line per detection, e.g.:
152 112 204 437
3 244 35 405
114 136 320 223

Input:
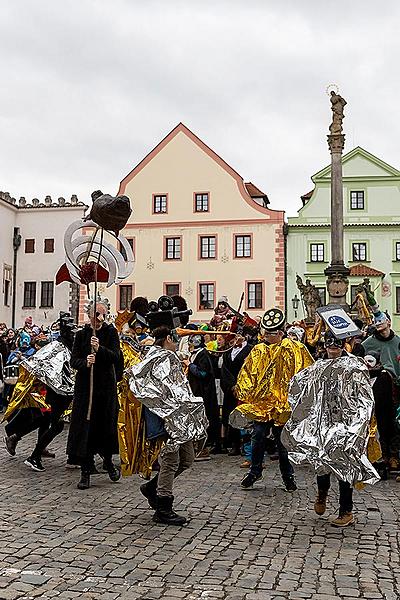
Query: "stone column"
324 107 350 307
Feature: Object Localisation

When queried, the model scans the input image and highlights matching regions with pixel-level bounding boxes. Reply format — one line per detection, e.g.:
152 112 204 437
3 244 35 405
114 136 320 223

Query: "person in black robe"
187 334 221 454
220 336 252 455
67 299 122 490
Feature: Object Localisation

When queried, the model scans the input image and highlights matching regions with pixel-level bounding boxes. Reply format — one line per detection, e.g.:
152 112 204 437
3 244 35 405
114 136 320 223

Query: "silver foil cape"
127 346 208 454
281 356 379 485
22 340 75 396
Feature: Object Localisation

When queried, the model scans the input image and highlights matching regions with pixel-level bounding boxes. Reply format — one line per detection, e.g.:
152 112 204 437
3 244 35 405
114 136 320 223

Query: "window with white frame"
352 242 367 261
247 282 263 309
153 194 167 213
234 235 251 258
195 193 209 212
200 236 216 259
396 287 400 313
396 242 400 261
350 190 365 210
199 283 215 310
165 237 181 260
310 243 325 262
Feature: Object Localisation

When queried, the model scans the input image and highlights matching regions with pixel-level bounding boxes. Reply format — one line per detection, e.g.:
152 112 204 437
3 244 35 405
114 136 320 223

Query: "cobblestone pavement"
0 426 399 600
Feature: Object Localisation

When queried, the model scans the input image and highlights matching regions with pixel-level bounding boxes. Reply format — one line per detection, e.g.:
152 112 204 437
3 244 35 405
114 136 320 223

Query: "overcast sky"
1 1 400 216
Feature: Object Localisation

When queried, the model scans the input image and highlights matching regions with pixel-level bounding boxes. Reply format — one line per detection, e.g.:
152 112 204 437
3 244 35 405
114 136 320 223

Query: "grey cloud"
1 0 400 214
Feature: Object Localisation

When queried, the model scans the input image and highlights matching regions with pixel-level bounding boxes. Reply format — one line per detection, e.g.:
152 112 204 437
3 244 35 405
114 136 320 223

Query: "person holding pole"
67 297 122 490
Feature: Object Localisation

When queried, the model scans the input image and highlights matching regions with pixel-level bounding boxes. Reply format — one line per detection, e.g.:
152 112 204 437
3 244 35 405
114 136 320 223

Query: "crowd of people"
2 292 400 529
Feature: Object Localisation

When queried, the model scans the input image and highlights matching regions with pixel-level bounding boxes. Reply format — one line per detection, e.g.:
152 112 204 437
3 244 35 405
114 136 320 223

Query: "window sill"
40 306 54 309
22 306 36 309
199 257 217 260
306 261 328 264
233 256 252 260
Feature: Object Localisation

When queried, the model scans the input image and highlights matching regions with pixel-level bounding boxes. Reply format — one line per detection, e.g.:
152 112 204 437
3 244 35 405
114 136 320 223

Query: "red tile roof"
349 264 385 277
245 182 269 202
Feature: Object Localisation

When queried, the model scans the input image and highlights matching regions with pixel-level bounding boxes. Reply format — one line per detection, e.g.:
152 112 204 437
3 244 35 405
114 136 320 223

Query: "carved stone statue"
296 275 322 323
329 91 347 135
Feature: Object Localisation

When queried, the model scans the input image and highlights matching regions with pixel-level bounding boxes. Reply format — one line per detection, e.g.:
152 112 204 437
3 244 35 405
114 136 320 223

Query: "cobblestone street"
0 426 399 600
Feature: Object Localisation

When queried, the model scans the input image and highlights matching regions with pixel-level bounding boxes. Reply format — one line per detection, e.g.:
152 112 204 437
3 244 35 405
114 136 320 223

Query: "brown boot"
331 512 355 527
314 490 328 515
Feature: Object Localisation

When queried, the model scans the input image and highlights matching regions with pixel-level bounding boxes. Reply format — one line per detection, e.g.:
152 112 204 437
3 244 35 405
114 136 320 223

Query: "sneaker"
241 473 262 489
331 512 355 527
194 448 211 461
4 434 18 457
240 460 252 469
41 448 56 458
24 456 45 472
314 491 328 515
284 477 297 492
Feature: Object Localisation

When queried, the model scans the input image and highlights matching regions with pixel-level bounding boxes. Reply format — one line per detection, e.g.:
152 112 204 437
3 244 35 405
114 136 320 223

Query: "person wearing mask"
230 308 313 492
283 330 379 527
129 325 208 525
67 297 122 490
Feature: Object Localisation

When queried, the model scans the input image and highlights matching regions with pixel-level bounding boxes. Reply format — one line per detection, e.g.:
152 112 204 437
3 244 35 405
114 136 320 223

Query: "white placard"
317 305 361 339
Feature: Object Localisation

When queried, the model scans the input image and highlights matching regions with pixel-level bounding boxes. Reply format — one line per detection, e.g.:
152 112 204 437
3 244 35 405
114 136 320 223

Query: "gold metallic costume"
117 339 163 478
234 338 314 426
2 366 49 422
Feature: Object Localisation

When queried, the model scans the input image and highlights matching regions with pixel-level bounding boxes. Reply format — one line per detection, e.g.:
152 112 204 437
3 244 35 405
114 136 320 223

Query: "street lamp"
291 294 300 319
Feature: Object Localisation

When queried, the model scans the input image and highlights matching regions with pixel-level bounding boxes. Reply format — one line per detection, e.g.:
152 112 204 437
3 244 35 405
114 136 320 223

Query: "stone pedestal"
325 132 349 307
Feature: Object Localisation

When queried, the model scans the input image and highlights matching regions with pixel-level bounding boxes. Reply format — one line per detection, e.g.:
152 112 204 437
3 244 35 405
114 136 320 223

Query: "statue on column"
329 91 347 135
296 275 322 323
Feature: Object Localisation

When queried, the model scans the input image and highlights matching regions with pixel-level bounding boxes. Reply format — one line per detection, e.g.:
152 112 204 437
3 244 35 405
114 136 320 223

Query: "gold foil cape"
230 339 313 427
281 356 380 486
117 339 162 478
127 345 208 454
3 366 49 422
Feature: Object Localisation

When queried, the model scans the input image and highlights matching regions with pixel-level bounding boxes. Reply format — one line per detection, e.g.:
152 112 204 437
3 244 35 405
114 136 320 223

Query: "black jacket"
67 323 121 459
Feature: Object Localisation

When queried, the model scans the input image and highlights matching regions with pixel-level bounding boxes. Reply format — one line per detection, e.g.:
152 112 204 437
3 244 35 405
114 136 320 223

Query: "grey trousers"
157 441 195 497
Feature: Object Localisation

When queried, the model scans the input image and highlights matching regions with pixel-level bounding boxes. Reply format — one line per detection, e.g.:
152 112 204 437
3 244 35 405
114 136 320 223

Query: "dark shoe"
41 448 55 459
24 456 45 472
4 434 18 457
140 476 159 509
104 462 121 482
314 490 328 515
241 472 262 489
152 495 187 526
284 477 297 492
209 443 227 455
77 471 90 490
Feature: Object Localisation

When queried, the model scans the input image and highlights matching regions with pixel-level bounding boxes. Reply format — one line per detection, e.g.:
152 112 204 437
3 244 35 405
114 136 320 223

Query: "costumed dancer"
3 316 75 469
128 322 208 526
115 303 162 480
282 330 381 527
230 308 313 491
67 297 122 489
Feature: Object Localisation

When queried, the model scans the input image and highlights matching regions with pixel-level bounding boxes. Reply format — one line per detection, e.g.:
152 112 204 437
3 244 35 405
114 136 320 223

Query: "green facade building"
286 147 400 331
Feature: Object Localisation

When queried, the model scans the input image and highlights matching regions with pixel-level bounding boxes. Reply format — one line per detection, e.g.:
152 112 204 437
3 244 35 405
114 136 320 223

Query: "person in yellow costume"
229 308 313 491
115 310 162 480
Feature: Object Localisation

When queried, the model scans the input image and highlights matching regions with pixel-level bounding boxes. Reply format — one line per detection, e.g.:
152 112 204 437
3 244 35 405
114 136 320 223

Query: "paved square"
0 426 399 600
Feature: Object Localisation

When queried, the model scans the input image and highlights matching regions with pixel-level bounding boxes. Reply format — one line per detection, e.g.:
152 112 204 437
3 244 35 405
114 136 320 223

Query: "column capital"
327 134 345 154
